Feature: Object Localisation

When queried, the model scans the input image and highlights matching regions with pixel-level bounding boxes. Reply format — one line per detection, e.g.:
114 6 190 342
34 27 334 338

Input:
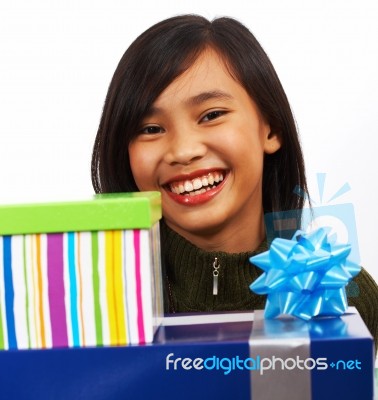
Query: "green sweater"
161 222 378 352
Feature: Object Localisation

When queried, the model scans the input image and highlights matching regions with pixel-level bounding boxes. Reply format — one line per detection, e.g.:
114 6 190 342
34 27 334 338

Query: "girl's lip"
163 169 229 206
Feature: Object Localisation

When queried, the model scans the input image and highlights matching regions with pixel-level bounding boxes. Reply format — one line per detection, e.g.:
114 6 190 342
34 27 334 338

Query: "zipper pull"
213 257 220 295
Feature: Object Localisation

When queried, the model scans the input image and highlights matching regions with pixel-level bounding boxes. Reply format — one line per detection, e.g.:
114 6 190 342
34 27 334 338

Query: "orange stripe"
36 234 46 348
77 233 86 346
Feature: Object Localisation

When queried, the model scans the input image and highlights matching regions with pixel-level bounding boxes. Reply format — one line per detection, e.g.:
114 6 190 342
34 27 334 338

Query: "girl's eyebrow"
186 90 234 106
145 90 234 118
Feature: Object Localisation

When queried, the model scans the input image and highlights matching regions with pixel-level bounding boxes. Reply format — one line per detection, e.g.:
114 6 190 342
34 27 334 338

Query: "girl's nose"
163 129 207 166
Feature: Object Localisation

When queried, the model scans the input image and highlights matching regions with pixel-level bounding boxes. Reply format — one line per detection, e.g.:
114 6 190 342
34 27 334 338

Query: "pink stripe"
134 230 145 343
47 233 68 347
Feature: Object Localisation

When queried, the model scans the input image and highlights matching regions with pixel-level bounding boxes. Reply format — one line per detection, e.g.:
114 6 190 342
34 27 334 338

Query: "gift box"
0 192 163 350
0 307 374 399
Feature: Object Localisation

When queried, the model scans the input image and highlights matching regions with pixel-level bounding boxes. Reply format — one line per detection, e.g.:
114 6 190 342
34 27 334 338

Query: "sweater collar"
160 221 267 313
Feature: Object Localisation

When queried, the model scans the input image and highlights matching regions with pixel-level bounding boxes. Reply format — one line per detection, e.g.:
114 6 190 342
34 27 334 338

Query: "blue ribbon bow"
250 228 361 320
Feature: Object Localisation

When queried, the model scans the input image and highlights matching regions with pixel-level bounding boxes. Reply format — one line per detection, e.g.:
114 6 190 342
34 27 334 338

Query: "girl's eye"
139 125 163 135
201 110 225 122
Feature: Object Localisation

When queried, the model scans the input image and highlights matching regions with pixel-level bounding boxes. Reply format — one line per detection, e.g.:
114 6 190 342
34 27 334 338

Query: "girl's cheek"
128 144 143 187
129 145 155 190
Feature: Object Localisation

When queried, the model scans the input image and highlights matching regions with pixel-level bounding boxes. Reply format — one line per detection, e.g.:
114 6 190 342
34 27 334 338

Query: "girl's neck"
165 216 265 254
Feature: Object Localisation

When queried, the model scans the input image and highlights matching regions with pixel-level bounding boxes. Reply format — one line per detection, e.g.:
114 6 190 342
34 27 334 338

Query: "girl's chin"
164 219 225 239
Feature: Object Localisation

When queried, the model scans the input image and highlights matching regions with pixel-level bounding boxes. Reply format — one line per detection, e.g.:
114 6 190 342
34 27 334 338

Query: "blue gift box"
0 307 374 400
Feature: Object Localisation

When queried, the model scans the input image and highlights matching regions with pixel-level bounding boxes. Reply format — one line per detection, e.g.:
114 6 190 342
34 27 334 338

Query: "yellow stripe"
36 234 46 348
105 231 117 344
31 236 39 348
113 230 126 344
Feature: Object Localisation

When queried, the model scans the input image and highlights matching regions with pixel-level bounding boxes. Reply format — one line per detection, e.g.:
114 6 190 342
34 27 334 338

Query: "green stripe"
23 236 31 349
91 231 103 346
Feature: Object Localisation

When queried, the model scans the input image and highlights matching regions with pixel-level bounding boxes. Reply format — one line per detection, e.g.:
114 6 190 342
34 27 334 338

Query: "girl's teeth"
188 188 207 197
184 181 193 192
193 178 202 190
170 171 225 195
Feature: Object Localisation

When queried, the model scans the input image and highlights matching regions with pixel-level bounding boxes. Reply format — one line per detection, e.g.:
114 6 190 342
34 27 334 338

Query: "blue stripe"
3 236 17 349
67 233 80 346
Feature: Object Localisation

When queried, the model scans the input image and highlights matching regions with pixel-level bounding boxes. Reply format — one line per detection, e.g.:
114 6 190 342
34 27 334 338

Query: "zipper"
166 274 176 313
212 257 220 295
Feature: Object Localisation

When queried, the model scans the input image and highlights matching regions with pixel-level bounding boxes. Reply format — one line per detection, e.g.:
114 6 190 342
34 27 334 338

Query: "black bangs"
92 16 214 193
114 16 213 140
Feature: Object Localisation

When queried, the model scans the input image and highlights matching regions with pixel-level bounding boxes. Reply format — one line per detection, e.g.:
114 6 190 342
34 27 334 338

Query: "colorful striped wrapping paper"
0 192 163 350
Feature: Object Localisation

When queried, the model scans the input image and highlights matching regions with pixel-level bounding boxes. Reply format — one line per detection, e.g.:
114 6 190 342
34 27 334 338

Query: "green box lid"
0 192 161 235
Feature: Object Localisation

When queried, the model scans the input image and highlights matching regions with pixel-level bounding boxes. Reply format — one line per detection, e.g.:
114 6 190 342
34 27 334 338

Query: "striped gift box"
0 192 163 350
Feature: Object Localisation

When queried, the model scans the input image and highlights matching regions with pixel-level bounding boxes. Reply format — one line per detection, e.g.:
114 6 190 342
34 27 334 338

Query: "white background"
0 0 377 282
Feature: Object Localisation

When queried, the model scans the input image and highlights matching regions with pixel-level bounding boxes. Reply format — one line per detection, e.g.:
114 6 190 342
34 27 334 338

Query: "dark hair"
91 14 308 213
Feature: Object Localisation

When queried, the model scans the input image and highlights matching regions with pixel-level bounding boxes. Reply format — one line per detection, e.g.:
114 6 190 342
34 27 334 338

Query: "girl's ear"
263 130 282 154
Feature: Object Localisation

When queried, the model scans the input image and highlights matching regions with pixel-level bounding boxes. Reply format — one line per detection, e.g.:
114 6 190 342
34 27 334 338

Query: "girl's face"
129 49 281 252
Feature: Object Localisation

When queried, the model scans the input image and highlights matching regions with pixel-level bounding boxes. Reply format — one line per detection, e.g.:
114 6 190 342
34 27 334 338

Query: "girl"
91 15 378 348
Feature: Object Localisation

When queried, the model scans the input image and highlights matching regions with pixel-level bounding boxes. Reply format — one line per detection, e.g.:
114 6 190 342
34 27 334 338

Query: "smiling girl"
91 15 378 345
129 48 280 254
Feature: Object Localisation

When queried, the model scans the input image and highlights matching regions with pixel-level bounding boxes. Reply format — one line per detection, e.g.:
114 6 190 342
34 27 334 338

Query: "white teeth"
184 181 194 192
189 188 207 196
193 178 202 190
201 176 209 187
169 171 225 196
